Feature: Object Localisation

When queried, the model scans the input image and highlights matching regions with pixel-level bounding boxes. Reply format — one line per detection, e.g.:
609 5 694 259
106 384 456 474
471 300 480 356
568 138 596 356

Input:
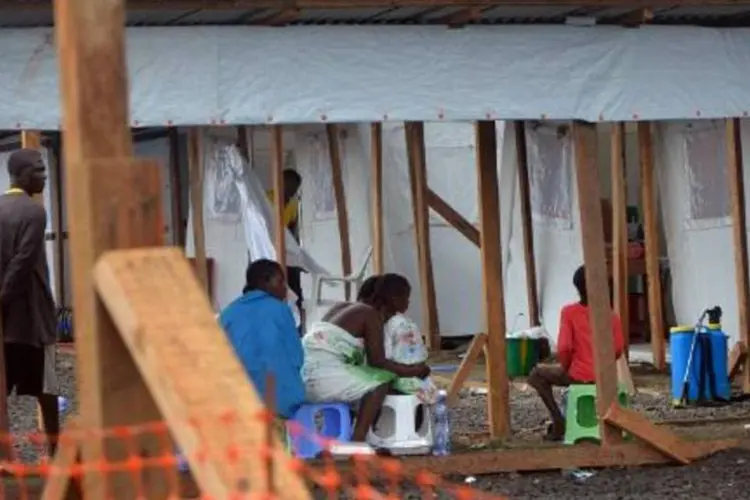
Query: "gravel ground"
7 352 750 499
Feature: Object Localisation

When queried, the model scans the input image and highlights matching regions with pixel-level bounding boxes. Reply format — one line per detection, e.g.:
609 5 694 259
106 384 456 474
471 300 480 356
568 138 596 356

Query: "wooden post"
187 129 209 293
726 118 750 393
168 128 186 246
638 122 666 370
475 121 509 439
327 124 352 298
53 0 170 495
611 123 635 395
405 122 440 349
370 123 384 274
270 125 286 270
571 121 620 444
514 121 540 327
611 123 629 354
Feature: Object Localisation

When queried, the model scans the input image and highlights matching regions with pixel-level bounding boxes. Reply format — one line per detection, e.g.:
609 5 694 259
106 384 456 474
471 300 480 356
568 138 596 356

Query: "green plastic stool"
563 384 630 445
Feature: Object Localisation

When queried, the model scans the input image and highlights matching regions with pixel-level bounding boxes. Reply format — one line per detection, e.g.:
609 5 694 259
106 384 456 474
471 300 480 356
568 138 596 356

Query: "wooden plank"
187 129 209 293
571 121 620 444
370 123 384 274
514 121 540 327
447 333 487 406
93 247 311 499
52 0 172 495
41 417 83 500
271 125 287 270
611 122 629 354
728 341 748 380
475 121 509 439
405 122 440 349
14 0 750 12
638 122 666 370
327 124 352 297
22 130 42 149
318 438 735 477
726 117 750 393
604 404 693 465
168 128 186 246
611 123 635 395
426 188 480 247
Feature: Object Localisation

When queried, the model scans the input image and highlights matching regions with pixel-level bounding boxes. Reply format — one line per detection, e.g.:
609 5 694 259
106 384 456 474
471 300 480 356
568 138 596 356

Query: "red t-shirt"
557 302 624 383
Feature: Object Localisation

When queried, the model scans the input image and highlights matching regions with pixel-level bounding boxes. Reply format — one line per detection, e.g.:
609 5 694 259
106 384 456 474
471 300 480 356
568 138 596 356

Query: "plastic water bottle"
432 390 451 456
57 396 68 414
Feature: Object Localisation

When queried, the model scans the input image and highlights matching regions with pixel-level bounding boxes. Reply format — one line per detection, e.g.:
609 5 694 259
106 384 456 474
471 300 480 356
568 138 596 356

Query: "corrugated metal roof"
2 3 750 27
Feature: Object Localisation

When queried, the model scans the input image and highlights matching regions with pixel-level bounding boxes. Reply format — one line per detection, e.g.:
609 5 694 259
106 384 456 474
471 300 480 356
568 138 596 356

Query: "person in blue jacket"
220 258 305 419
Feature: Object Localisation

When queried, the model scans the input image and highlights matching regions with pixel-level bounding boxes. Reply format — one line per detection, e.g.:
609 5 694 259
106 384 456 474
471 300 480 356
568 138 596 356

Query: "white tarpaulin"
185 129 327 312
5 26 750 128
656 120 750 347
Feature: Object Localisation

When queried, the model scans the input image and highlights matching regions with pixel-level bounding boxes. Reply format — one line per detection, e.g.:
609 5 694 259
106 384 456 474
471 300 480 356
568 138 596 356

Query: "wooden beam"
41 417 83 500
426 188 480 247
319 438 736 477
53 0 172 495
611 123 629 355
327 124 352 298
271 125 286 270
447 333 487 406
168 128 186 246
10 0 750 12
93 248 311 498
405 122 440 349
370 123 384 274
608 7 654 26
255 7 300 25
514 121 540 327
638 122 666 370
187 129 209 294
604 404 693 464
571 121 620 445
475 121 509 439
728 341 748 380
611 123 635 395
432 6 483 26
726 117 750 393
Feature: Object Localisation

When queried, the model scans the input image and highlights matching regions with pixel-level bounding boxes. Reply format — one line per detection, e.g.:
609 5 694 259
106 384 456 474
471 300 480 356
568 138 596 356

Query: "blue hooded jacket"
219 290 305 419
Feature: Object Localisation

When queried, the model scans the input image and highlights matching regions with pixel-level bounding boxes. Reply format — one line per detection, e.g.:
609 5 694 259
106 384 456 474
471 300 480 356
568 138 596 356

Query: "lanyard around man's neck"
5 188 26 196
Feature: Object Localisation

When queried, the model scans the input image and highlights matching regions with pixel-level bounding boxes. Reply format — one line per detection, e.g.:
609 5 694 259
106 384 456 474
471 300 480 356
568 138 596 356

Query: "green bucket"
506 337 540 377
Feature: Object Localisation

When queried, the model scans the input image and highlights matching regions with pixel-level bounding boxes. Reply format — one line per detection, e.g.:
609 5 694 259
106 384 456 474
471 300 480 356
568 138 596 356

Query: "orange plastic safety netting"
0 409 506 499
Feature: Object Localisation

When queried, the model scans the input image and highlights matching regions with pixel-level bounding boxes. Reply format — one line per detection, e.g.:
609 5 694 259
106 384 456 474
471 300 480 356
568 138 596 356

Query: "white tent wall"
296 122 508 336
655 120 750 348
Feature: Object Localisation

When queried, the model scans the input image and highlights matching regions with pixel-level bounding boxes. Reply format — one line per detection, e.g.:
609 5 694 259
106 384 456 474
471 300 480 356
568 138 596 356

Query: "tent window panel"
683 122 730 227
306 134 336 221
526 125 573 230
204 136 243 222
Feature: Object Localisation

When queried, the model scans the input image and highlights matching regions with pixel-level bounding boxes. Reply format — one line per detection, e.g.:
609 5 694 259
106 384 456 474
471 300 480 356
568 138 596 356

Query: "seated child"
527 265 624 441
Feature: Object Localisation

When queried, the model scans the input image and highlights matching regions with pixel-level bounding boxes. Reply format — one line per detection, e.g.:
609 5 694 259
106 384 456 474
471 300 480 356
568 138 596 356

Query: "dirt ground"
5 352 750 499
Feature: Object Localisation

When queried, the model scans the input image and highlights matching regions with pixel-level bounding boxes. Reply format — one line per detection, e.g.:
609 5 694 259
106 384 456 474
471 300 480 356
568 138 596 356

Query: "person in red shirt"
527 265 624 441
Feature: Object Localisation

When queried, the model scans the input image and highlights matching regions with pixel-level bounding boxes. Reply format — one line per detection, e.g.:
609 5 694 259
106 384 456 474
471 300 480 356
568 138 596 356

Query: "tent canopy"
3 25 750 129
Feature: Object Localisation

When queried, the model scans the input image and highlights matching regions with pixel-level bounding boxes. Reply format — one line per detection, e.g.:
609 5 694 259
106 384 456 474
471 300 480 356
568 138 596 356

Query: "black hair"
573 265 587 306
283 169 302 185
357 275 381 302
370 273 411 308
243 258 283 294
7 149 40 179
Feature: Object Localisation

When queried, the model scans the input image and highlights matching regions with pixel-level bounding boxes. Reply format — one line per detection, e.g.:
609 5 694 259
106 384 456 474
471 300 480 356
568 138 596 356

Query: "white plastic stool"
366 394 433 455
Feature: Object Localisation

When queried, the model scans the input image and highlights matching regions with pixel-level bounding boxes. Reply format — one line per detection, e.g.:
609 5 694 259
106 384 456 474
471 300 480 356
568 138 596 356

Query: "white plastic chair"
310 246 374 307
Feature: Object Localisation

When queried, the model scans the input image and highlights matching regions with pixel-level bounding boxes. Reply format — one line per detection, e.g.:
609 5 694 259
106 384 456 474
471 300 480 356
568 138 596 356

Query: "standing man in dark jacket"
0 148 59 456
